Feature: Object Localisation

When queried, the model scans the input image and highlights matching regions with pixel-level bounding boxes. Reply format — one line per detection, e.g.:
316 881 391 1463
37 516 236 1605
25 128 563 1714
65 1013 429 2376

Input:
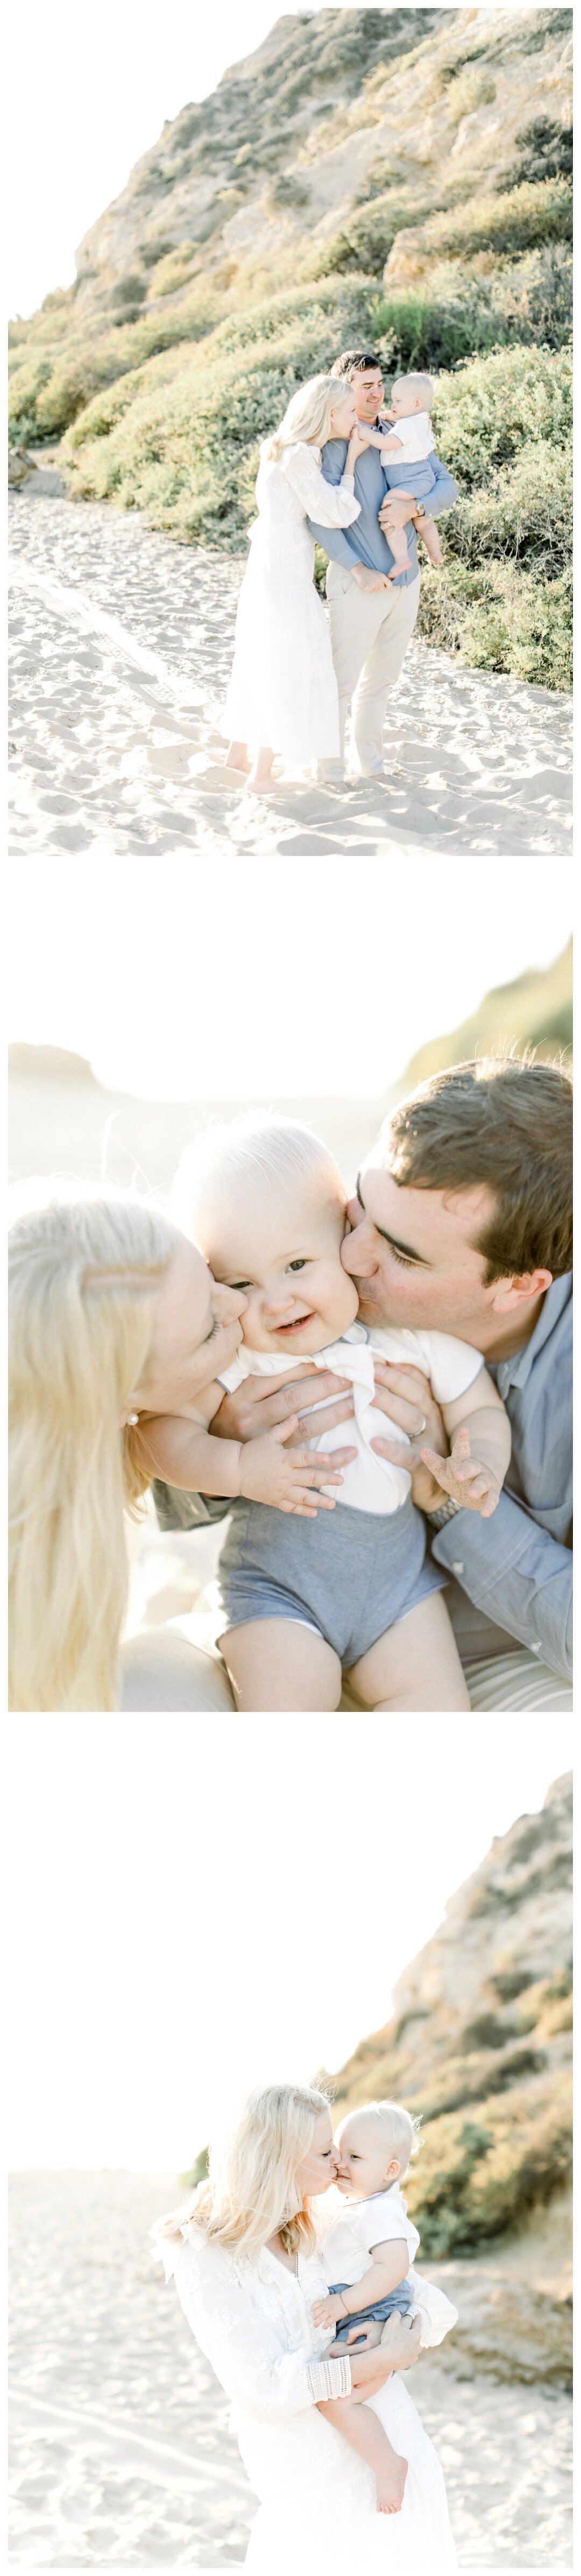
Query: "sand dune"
9 489 572 858
9 2172 572 2568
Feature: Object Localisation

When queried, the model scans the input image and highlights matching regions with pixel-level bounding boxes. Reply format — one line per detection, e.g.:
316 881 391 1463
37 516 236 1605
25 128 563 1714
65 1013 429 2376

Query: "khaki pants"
326 560 421 771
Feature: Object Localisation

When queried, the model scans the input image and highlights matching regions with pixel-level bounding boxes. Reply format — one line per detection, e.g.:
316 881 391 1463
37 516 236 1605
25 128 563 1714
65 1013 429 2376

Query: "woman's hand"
346 424 372 468
422 1423 502 1519
212 1367 357 1455
348 2313 421 2395
370 1360 447 1508
329 2318 382 2352
238 1421 344 1517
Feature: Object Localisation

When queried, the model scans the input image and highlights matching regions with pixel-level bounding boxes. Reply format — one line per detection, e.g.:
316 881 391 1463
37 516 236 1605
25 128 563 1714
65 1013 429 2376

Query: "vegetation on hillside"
403 938 572 1089
9 9 572 687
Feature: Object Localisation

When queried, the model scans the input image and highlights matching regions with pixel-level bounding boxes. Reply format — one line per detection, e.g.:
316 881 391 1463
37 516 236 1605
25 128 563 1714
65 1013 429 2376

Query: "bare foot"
224 740 251 774
388 556 412 579
247 747 275 789
376 2455 408 2515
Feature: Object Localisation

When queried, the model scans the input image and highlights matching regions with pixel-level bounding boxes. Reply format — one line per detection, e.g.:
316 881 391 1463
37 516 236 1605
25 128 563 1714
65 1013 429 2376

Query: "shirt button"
532 1641 541 1654
451 1562 464 1576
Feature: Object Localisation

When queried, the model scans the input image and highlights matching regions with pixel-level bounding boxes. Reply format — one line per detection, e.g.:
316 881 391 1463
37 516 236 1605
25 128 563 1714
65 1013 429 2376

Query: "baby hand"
238 1420 344 1517
421 1423 501 1519
312 2292 348 2328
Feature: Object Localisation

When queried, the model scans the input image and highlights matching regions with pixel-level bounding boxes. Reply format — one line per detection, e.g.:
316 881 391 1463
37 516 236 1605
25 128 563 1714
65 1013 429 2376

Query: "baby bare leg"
317 2393 401 2495
417 515 442 565
348 1592 471 1711
386 523 412 579
217 1618 342 1712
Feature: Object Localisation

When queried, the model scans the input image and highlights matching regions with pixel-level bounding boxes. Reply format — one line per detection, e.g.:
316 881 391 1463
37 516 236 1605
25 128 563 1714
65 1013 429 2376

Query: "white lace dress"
221 441 360 767
155 2217 457 2572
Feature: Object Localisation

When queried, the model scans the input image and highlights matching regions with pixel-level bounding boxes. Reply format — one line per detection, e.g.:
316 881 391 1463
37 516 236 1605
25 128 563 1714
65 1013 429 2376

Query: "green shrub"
429 343 572 489
416 560 572 692
504 116 573 191
447 439 571 579
404 2080 572 2255
371 246 572 371
409 176 572 265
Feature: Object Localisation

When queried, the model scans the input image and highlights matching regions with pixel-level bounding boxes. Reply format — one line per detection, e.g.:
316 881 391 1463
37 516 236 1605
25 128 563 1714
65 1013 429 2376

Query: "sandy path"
9 2173 572 2568
9 490 572 858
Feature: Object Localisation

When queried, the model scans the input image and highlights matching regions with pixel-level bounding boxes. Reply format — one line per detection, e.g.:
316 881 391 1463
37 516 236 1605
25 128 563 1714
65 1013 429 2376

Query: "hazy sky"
9 1 330 317
8 857 572 1105
7 1716 571 2168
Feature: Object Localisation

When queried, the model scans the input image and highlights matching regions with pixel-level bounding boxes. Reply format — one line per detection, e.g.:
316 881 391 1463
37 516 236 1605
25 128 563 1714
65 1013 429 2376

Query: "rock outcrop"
330 1774 572 2384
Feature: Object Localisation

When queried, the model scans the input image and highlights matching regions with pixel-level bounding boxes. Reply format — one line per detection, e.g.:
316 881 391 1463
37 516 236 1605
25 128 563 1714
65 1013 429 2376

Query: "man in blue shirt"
307 348 457 781
143 1055 572 1715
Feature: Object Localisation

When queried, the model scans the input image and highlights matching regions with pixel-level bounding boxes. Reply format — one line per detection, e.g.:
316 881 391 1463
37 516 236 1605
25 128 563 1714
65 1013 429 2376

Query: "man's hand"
330 2318 382 2352
371 1361 447 1510
312 2292 347 2329
212 1367 356 1456
378 490 416 535
422 1423 502 1519
352 563 391 594
238 1421 345 1518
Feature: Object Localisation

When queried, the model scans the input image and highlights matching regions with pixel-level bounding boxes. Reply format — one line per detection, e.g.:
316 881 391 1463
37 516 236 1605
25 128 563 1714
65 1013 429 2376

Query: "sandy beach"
9 486 572 859
9 2171 572 2570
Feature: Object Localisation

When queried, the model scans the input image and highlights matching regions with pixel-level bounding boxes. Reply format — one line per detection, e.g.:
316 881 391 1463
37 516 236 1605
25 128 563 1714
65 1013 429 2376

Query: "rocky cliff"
330 1773 572 2384
9 9 572 688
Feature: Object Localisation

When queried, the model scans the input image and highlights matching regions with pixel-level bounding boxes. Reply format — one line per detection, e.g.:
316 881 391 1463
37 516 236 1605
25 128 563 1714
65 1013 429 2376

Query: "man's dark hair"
381 1056 573 1282
334 350 382 378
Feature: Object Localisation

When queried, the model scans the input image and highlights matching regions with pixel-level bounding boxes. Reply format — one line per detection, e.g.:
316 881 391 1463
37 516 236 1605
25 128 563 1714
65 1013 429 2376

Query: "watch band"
427 1496 462 1528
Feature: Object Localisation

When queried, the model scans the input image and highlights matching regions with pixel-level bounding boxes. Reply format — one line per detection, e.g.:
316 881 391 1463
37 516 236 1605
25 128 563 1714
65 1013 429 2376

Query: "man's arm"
307 435 363 568
430 1492 573 1680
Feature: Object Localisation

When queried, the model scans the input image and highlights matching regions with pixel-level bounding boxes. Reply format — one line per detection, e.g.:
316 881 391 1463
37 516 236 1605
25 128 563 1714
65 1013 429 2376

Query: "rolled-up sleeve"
431 1492 573 1680
422 450 458 515
172 2238 351 2421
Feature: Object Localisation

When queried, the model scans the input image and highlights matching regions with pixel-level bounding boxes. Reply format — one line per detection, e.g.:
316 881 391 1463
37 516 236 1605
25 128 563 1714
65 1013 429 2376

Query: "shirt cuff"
340 473 355 492
306 2353 352 2399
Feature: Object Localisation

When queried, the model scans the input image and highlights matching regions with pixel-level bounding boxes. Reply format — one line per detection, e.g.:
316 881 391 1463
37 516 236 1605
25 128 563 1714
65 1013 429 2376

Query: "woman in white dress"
223 375 370 790
153 2081 458 2572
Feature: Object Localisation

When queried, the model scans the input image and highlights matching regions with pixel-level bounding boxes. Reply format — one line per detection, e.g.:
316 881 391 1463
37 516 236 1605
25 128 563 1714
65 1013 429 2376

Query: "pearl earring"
126 1412 139 1427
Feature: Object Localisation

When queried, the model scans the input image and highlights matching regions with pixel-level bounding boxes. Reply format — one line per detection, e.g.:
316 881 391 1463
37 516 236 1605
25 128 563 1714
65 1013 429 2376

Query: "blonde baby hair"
154 2080 333 2265
9 1184 180 1711
173 1112 346 1253
263 374 350 465
391 372 434 410
347 2099 422 2178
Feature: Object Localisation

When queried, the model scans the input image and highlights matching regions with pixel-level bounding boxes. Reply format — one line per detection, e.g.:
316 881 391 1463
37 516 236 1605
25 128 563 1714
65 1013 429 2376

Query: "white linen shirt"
152 2215 351 2429
380 409 434 466
219 1321 484 1514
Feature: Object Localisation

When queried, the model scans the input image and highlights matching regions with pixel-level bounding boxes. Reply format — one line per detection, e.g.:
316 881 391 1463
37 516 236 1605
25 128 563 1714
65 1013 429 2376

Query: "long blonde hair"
9 1186 180 1712
155 2082 332 2266
264 374 348 464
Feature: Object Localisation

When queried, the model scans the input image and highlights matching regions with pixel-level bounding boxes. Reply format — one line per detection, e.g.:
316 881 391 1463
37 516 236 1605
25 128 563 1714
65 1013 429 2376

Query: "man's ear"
491 1268 552 1315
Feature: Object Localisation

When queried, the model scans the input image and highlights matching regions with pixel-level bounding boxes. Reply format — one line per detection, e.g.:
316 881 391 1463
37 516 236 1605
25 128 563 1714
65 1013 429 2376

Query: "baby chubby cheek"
335 1264 360 1330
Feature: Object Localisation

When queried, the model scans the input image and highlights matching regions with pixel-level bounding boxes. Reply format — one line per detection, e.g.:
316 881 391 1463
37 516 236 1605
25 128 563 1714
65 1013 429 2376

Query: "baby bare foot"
376 2455 408 2514
388 556 412 579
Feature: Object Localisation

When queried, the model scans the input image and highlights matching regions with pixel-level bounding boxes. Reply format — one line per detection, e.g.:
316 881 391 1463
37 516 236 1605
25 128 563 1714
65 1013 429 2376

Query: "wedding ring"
415 1414 427 1436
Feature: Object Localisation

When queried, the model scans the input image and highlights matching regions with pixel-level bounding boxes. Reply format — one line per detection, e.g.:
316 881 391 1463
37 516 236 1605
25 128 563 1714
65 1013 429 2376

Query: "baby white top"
318 2184 420 2283
315 2183 458 2353
219 1321 483 1514
380 408 434 465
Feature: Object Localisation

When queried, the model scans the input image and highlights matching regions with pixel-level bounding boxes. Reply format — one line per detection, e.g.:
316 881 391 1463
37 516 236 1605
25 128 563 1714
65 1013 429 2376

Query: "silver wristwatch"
427 1496 462 1528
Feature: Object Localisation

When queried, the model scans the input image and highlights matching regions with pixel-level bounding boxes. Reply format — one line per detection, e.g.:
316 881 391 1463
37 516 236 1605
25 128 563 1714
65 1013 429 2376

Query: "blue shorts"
216 1492 446 1670
329 2277 414 2347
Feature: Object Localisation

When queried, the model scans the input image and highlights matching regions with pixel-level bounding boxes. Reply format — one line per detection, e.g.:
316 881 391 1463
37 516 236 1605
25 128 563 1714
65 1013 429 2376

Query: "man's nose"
342 1219 378 1277
218 1286 247 1319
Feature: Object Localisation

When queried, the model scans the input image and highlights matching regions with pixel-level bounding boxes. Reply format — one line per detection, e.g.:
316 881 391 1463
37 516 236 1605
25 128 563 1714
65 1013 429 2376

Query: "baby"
312 2101 457 2357
363 371 445 578
144 1116 511 1714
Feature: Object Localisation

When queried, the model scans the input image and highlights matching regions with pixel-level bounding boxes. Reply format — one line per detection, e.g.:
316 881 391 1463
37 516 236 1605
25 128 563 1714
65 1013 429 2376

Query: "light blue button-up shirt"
430 1276 572 1679
307 435 458 584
